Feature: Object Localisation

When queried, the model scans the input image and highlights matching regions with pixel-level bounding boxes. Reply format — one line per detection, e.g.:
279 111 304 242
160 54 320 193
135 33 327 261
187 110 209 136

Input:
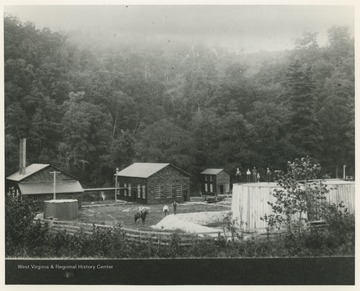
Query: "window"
210 184 213 192
205 175 208 181
210 175 213 182
160 185 164 197
142 185 146 199
128 184 131 196
176 185 182 197
137 185 141 198
205 183 208 192
124 183 127 196
154 185 160 199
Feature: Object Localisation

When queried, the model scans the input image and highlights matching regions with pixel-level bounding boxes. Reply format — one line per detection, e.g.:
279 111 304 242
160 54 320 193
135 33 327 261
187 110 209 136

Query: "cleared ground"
78 201 231 232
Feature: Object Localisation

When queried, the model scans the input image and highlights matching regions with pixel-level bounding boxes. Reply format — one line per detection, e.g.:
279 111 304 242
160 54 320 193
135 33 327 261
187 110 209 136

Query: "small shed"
200 168 230 195
6 163 84 204
115 163 191 204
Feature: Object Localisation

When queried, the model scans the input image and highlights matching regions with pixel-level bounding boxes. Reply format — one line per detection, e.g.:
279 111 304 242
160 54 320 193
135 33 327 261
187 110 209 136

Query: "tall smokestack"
19 138 26 175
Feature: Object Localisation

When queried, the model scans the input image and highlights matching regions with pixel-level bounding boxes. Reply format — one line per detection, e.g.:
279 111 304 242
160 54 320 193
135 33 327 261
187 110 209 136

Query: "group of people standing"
138 200 178 217
163 200 178 216
235 167 272 183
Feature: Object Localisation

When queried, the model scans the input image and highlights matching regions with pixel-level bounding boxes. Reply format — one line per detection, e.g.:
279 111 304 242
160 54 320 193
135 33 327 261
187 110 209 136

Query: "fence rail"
36 219 222 247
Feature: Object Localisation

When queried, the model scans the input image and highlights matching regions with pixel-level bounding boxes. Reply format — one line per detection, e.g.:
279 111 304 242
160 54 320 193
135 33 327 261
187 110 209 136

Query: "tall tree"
285 60 323 158
135 119 194 172
62 92 113 186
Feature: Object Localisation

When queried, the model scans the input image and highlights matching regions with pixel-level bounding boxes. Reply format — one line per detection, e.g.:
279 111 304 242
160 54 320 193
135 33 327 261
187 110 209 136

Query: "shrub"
5 195 50 257
262 156 328 237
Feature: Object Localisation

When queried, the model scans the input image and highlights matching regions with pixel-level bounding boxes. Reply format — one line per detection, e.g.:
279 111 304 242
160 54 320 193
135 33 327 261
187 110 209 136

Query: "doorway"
219 184 224 194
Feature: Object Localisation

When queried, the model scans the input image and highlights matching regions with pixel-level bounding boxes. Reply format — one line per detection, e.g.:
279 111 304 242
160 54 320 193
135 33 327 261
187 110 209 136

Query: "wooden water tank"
44 199 79 220
231 180 355 231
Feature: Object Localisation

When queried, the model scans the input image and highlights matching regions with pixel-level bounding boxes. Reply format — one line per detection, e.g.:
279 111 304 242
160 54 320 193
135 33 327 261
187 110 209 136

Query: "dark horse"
134 209 149 224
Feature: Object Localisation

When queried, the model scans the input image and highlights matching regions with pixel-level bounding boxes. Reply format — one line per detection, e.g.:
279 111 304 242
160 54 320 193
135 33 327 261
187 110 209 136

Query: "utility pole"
50 171 61 200
115 168 119 202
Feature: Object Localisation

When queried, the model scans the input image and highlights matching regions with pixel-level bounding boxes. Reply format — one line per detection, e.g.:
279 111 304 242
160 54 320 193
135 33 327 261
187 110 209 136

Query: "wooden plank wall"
232 181 355 231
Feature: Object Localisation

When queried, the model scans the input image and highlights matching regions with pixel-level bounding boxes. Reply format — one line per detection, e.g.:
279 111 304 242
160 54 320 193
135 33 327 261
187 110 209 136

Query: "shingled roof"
6 164 50 182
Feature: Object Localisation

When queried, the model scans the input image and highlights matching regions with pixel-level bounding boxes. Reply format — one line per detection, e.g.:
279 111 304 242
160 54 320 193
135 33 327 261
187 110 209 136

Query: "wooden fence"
36 219 222 247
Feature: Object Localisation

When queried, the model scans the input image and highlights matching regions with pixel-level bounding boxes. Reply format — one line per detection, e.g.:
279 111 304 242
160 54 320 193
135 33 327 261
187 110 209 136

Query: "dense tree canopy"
5 15 355 189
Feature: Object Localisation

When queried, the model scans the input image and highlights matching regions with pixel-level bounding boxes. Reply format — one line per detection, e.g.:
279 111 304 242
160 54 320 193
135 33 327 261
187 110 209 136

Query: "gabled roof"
6 163 80 182
200 168 226 175
116 163 190 178
6 164 50 182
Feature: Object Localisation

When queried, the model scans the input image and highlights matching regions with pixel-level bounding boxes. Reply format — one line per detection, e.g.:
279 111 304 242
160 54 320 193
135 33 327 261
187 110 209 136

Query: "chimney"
19 138 26 175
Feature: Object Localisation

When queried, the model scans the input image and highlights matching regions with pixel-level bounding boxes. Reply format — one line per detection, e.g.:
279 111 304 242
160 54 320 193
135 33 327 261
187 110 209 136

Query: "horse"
134 209 149 224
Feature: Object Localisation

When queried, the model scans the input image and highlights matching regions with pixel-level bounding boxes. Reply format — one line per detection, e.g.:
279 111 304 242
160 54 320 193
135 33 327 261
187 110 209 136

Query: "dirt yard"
78 201 231 232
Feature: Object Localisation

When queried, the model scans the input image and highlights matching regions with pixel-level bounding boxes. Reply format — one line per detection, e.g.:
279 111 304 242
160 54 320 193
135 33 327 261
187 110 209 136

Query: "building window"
210 184 213 192
124 183 127 196
176 185 182 197
205 183 208 192
210 175 213 182
205 175 207 181
142 185 146 199
128 184 131 196
137 185 141 198
160 185 164 197
154 185 160 199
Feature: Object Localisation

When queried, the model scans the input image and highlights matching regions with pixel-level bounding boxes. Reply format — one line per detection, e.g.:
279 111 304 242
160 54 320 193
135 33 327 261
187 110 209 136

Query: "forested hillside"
5 15 355 189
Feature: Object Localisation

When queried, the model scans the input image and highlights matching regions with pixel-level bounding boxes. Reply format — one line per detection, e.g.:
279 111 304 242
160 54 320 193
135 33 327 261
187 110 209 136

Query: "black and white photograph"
3 1 356 285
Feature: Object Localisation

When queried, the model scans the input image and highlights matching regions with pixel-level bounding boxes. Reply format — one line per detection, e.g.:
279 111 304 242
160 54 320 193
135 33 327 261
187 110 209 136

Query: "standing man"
236 168 241 183
246 169 251 183
252 167 257 183
266 167 272 182
257 172 261 183
163 205 169 216
172 200 178 215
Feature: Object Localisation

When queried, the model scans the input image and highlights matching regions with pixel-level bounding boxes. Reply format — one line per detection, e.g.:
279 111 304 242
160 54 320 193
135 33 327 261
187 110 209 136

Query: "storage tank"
44 199 79 220
231 180 355 232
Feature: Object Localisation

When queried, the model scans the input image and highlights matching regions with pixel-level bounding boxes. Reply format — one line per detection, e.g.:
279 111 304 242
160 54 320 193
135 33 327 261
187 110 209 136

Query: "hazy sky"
4 5 354 53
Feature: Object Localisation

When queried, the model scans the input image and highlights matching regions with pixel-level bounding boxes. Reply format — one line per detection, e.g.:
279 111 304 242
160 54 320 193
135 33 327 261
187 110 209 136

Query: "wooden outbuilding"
115 163 191 204
6 163 84 204
200 168 230 196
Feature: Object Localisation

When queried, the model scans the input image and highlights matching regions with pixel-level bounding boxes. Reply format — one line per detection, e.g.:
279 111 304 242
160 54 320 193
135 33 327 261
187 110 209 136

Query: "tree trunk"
112 115 118 139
